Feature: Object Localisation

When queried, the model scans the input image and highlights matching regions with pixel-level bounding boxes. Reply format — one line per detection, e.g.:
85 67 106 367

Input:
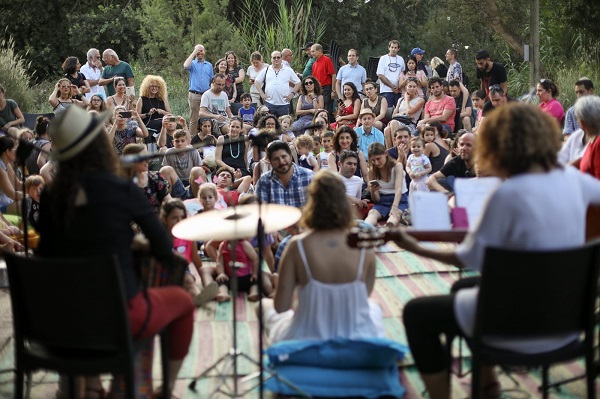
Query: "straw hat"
49 106 111 161
359 108 376 118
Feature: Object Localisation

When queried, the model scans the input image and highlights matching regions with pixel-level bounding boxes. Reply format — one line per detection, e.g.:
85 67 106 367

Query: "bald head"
458 132 475 161
282 48 293 63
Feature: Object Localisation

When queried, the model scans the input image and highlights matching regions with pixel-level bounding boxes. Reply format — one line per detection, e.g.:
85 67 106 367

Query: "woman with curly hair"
135 75 172 134
327 126 368 184
291 76 324 132
260 170 384 343
225 51 245 102
398 103 600 399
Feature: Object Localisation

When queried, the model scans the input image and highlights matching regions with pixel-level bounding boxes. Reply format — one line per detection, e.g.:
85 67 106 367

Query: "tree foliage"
237 0 326 71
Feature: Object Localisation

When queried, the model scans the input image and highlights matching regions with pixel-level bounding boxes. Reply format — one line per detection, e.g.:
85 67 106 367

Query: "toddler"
294 135 319 171
278 114 295 143
406 137 431 193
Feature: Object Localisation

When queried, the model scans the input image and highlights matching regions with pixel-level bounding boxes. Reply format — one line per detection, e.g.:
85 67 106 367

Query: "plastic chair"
5 253 137 399
467 242 600 399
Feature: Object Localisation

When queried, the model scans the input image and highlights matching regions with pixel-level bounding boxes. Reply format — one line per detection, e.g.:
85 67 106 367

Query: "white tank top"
283 239 380 341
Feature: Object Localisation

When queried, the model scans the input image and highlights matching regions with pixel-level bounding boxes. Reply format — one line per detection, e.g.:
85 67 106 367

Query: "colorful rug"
0 245 597 398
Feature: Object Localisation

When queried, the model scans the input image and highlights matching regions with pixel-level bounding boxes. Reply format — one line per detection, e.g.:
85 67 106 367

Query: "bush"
0 37 35 112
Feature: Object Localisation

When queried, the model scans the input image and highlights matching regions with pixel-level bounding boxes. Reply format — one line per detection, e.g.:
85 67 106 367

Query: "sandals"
193 281 219 307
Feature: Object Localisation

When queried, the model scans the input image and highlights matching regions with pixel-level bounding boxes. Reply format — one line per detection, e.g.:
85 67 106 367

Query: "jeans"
265 102 291 118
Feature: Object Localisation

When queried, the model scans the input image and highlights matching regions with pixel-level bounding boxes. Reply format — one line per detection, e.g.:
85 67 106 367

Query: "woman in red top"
576 95 600 239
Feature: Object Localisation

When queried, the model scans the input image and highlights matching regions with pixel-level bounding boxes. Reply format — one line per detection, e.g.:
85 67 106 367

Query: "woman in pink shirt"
537 79 564 124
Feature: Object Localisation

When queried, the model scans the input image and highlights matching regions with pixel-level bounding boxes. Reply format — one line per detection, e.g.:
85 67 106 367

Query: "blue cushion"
264 338 408 398
266 338 407 369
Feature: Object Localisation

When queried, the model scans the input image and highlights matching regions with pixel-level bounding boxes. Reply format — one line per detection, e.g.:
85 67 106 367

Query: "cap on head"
411 48 425 56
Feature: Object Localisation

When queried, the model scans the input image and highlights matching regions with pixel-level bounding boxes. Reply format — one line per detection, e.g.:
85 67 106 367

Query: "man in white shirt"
377 40 405 111
254 51 301 117
199 74 234 135
80 48 105 99
336 49 367 98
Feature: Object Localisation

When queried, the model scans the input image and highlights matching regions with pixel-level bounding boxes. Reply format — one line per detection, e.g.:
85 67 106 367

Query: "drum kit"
172 203 310 398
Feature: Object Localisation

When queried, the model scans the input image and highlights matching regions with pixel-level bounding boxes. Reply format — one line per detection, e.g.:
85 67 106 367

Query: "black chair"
22 113 54 130
5 253 137 399
328 40 341 72
467 242 600 399
367 57 380 82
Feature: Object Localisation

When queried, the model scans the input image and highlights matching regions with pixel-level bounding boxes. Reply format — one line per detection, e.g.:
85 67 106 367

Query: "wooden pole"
530 0 540 86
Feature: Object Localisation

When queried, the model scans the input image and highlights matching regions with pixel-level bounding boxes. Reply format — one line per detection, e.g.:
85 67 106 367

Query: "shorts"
372 192 408 217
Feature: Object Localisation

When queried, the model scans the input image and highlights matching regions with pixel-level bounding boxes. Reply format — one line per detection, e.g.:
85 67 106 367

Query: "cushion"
265 338 408 398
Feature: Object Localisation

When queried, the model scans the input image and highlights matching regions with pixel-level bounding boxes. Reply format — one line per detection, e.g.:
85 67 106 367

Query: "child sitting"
295 135 319 171
238 93 256 132
160 199 218 306
202 238 274 303
191 117 218 173
278 114 295 143
406 137 431 193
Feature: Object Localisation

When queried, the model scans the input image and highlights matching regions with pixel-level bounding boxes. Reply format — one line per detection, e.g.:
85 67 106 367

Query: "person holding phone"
108 106 148 155
107 77 136 112
49 78 88 116
364 142 407 227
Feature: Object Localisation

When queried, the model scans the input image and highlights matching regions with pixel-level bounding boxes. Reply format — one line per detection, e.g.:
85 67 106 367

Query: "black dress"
221 134 250 176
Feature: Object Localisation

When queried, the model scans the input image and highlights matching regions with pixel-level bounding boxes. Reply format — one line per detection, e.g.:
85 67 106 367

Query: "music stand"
173 205 310 398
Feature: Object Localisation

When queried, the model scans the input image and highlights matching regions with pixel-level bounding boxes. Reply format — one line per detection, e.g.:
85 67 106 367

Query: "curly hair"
333 126 358 153
477 103 561 178
301 170 353 230
300 76 322 96
139 75 168 100
342 82 360 102
294 134 314 151
160 198 187 219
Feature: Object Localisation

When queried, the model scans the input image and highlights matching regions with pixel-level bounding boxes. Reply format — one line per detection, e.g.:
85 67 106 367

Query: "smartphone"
126 86 135 97
119 111 132 118
337 98 344 106
369 180 380 187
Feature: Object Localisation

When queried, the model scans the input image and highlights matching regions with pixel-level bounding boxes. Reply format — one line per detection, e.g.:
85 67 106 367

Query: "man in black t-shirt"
475 50 507 100
449 81 473 131
426 132 475 194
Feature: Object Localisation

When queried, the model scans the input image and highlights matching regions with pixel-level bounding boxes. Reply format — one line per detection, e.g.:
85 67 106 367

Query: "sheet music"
408 192 452 230
454 177 502 231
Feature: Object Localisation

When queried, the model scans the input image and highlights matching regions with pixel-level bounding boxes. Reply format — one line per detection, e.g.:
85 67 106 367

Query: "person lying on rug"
259 170 385 343
394 103 600 399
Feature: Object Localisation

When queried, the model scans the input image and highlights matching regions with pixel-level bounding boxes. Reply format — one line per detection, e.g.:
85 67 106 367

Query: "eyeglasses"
272 56 281 59
149 85 159 89
406 77 418 82
91 98 102 102
488 84 502 91
304 81 314 85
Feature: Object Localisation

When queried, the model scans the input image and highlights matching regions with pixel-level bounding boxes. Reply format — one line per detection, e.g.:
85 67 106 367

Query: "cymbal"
172 204 302 241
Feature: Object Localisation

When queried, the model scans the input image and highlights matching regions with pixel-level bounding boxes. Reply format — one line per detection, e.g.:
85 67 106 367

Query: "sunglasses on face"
304 81 314 85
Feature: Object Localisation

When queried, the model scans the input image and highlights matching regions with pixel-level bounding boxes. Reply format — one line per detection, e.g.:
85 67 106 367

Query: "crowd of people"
0 38 599 398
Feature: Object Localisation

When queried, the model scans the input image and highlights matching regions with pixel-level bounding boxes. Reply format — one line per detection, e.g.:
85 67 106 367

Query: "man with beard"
256 141 313 208
417 77 456 135
426 132 476 195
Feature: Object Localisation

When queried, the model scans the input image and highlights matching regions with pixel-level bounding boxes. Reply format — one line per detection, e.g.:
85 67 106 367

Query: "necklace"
229 139 241 159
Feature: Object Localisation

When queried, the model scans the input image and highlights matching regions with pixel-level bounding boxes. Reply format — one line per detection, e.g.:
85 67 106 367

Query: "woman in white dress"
261 170 384 343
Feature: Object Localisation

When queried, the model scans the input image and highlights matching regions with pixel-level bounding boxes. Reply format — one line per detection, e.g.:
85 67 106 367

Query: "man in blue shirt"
184 44 214 135
335 49 367 98
256 141 313 208
355 108 385 160
563 78 594 136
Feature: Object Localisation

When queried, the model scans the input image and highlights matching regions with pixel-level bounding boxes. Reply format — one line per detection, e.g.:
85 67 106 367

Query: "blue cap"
411 47 425 56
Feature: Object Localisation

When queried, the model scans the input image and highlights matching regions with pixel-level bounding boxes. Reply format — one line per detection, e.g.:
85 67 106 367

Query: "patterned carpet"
0 242 597 398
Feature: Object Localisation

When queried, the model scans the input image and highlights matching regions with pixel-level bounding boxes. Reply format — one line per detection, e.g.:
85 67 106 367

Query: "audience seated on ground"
162 129 207 198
